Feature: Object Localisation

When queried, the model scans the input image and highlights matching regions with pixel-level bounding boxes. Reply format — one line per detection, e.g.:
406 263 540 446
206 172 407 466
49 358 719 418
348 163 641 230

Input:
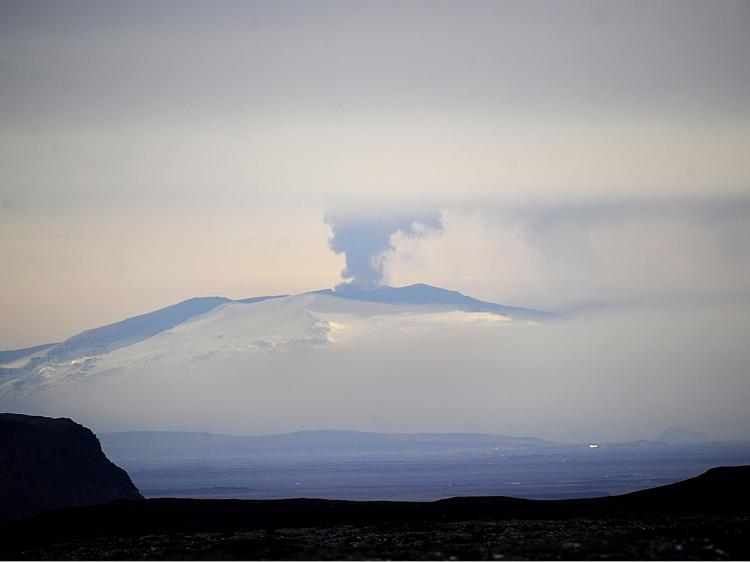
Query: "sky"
1 1 750 442
2 0 750 350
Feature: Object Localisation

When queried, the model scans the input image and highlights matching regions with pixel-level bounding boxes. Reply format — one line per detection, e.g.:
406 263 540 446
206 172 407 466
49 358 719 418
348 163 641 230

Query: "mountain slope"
0 285 556 432
324 283 558 320
0 343 57 368
2 284 549 370
0 290 546 397
33 295 290 366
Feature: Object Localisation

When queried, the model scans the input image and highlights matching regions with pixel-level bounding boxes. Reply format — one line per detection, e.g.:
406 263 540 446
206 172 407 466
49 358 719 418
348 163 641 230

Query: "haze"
1 1 749 442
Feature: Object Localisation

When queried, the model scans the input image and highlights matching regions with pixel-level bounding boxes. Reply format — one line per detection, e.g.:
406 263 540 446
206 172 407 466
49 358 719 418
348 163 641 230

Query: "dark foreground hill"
1 466 748 560
0 413 143 520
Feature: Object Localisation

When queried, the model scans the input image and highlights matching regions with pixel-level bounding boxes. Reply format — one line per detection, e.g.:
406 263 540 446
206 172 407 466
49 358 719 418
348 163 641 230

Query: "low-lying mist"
18 299 750 444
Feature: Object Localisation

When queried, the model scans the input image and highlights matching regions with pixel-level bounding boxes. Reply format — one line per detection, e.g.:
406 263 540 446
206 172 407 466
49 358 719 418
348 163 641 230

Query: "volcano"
0 284 556 431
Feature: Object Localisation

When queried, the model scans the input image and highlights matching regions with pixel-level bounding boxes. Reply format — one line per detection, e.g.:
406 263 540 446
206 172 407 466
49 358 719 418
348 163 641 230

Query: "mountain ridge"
322 283 557 320
99 429 556 464
0 283 555 360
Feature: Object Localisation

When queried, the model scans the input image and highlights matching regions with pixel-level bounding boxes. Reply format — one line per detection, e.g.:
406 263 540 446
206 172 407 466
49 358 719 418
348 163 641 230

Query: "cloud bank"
386 197 750 312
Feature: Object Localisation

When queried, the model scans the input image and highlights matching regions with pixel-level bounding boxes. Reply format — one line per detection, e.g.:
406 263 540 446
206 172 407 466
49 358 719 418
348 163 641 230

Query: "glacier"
0 284 554 430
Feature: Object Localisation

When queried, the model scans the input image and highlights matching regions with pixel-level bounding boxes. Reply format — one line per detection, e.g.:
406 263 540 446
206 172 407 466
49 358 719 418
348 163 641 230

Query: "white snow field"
0 286 550 434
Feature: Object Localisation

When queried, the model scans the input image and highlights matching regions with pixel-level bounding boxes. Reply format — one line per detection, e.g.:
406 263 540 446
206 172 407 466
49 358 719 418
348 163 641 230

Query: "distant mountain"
100 429 555 464
658 426 711 443
1 284 552 371
0 413 142 520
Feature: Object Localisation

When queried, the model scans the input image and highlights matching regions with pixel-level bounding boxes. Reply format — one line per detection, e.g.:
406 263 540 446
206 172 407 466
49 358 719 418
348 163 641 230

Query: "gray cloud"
2 0 749 127
325 210 442 288
383 196 750 315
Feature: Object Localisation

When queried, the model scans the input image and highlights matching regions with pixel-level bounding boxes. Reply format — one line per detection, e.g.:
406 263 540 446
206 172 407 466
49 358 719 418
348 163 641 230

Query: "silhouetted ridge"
4 465 745 536
0 413 143 520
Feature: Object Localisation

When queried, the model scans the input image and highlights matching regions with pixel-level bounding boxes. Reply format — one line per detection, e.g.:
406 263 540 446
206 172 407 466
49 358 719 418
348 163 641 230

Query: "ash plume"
325 210 443 288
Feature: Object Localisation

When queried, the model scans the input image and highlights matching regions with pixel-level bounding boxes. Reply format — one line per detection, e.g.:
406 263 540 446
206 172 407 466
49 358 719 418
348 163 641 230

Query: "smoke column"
325 210 443 288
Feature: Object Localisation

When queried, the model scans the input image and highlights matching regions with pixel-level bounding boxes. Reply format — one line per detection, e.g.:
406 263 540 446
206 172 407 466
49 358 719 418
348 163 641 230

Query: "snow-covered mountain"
0 284 556 432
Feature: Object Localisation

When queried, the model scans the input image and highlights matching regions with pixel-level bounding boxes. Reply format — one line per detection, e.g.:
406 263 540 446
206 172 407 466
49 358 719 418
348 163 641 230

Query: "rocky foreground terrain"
1 413 747 559
6 516 747 560
1 466 748 560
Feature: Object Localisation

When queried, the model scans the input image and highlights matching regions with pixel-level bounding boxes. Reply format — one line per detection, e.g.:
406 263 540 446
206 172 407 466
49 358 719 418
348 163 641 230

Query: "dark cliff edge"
0 413 143 521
